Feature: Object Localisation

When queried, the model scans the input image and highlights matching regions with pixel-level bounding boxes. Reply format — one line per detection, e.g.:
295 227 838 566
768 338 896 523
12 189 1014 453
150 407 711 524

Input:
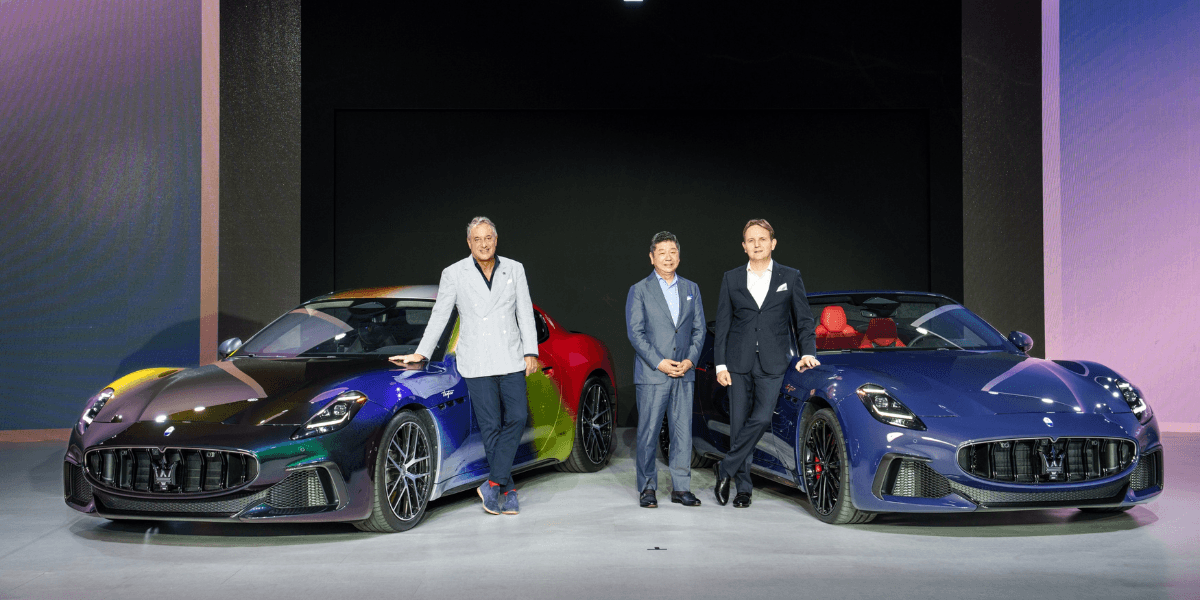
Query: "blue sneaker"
502 489 519 515
477 482 501 515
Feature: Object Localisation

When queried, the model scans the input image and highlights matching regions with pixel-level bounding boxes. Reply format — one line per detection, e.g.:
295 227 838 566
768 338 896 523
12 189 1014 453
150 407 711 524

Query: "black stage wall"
219 0 302 343
301 3 965 425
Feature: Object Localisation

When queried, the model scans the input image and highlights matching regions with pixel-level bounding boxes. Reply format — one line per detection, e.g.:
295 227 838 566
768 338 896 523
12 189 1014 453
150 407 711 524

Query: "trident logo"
152 457 178 491
1039 444 1065 481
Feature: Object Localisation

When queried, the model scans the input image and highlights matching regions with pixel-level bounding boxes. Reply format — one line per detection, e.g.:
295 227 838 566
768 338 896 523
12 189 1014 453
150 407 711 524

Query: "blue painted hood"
821 351 1131 418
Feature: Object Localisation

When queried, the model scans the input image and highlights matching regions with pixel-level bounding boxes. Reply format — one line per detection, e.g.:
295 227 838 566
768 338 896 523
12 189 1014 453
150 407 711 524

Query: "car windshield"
235 299 442 358
810 294 1010 352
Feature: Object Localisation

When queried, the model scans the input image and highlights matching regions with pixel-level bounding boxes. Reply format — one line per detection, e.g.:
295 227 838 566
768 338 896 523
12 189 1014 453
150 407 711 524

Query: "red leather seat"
816 306 860 350
860 318 906 348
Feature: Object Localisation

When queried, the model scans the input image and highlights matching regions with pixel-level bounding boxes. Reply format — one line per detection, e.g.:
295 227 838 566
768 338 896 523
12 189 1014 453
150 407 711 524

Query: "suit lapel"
482 259 509 315
676 277 690 326
644 273 674 326
762 264 786 310
733 267 755 307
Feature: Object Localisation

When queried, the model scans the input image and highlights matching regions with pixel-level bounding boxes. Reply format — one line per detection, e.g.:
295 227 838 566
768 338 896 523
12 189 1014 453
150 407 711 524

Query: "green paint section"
525 370 566 459
108 368 179 395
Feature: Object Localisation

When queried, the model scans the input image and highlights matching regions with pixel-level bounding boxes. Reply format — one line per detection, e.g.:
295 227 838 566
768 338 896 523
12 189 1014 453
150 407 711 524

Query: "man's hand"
795 355 821 373
658 358 681 375
389 353 426 366
716 370 732 387
524 356 539 376
669 359 694 377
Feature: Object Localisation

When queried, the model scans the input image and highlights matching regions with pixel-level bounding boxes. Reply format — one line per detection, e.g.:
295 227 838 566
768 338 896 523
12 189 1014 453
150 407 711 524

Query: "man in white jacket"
392 216 539 516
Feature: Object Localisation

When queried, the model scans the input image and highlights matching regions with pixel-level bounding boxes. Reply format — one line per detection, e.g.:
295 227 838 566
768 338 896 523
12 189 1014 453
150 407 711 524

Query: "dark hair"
649 231 679 253
742 218 774 240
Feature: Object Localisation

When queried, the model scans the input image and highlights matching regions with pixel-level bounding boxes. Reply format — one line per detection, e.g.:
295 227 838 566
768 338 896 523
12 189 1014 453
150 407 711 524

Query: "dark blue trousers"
719 352 784 495
464 371 528 488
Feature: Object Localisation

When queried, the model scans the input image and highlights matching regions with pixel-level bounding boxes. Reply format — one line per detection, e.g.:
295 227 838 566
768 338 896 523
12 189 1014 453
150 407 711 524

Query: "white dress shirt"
717 260 814 374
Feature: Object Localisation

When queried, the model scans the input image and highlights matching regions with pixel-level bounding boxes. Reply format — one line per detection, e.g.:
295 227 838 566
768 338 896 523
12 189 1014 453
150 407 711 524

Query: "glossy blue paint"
690 291 1165 518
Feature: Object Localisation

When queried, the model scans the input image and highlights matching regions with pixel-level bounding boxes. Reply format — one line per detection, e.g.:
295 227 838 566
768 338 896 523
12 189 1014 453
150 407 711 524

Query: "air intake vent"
883 459 951 498
958 437 1136 484
64 462 93 505
1129 449 1163 491
95 469 335 516
85 447 259 496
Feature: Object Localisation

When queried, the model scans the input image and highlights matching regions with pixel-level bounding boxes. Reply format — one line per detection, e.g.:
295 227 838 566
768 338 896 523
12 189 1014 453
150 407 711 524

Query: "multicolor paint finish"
63 290 616 531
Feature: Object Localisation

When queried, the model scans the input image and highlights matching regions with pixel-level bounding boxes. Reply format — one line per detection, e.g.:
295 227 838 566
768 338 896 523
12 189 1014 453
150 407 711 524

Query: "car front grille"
64 462 93 505
957 437 1136 484
1129 449 1163 491
85 447 259 496
884 459 952 498
95 469 333 517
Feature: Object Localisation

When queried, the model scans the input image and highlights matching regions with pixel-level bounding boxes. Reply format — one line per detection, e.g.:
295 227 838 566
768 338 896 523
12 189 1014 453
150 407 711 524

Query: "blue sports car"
668 291 1163 523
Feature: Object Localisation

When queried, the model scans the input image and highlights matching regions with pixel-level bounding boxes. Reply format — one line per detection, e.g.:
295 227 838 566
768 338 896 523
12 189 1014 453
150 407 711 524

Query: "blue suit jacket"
625 272 706 385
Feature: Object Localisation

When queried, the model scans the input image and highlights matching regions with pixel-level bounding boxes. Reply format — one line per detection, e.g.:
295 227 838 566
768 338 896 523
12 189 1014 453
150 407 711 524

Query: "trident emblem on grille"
152 457 178 491
1039 444 1065 481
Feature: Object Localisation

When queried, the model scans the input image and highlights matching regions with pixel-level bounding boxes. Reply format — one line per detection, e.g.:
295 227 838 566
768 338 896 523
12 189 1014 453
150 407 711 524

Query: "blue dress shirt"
655 271 680 326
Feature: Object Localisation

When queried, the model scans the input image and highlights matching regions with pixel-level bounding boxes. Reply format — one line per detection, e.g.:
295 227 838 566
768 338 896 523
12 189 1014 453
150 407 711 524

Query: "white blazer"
416 255 538 378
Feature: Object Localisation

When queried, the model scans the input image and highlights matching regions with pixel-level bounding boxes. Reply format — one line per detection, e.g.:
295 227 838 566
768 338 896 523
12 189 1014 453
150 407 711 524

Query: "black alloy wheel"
801 408 873 524
557 376 614 473
356 410 437 532
658 414 713 468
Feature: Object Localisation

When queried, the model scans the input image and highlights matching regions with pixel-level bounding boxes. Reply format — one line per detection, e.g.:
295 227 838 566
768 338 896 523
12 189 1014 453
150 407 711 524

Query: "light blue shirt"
655 271 680 325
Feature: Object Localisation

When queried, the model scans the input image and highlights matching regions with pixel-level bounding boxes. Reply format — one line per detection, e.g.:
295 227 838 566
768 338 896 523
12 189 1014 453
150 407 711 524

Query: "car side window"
534 310 550 344
430 309 460 362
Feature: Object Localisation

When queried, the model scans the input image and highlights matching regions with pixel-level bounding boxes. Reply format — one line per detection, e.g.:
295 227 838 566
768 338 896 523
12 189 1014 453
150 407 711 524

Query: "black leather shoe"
732 492 752 508
713 465 731 506
670 491 701 507
640 488 658 508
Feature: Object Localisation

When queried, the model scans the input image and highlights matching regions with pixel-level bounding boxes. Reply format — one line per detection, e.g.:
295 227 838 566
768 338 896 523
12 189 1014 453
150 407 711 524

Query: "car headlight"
1097 377 1153 424
857 384 926 430
292 391 368 440
78 388 114 434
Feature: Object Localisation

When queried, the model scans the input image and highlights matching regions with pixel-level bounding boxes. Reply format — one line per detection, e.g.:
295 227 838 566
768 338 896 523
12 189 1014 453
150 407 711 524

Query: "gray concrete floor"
1 429 1197 600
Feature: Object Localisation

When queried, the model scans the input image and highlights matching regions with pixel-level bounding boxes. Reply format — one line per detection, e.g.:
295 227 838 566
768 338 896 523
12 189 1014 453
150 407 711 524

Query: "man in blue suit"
625 231 706 508
712 219 819 508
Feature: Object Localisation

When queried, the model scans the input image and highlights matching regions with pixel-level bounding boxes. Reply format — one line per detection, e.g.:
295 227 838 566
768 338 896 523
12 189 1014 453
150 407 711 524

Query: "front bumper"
63 406 387 523
840 411 1164 514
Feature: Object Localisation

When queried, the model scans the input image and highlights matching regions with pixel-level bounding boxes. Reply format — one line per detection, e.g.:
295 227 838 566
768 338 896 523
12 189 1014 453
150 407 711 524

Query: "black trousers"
718 352 784 494
463 371 528 488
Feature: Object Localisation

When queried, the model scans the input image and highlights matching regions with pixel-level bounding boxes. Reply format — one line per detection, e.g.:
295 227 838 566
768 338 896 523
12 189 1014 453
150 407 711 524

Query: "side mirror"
218 337 243 358
1008 331 1034 353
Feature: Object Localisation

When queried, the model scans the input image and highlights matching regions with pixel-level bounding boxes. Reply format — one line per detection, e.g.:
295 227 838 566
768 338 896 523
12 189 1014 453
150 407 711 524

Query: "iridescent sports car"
668 291 1163 523
63 286 616 532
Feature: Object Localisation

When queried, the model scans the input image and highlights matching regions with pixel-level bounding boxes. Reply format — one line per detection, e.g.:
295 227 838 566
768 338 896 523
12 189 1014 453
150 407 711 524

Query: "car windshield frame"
808 293 1015 353
232 298 457 361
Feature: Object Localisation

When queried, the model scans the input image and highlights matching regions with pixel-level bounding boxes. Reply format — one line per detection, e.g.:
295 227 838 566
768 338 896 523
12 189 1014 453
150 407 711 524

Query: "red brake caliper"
815 456 823 479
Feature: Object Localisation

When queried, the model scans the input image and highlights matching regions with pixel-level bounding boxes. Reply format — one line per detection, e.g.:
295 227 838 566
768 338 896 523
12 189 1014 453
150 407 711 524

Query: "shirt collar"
746 259 774 273
654 270 678 287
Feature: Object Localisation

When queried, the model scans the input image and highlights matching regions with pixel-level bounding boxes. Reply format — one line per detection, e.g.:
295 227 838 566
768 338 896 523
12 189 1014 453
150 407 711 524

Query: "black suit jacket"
714 261 817 376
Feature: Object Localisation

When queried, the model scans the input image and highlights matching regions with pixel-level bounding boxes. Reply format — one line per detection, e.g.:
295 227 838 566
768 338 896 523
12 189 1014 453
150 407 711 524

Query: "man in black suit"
712 219 819 508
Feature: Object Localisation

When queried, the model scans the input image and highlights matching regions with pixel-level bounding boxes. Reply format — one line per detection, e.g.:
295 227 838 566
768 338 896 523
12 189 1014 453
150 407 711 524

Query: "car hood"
98 357 392 426
825 351 1129 418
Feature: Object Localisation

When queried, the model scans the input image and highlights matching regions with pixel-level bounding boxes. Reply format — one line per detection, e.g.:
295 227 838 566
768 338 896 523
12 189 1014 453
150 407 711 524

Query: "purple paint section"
1049 0 1200 426
0 0 202 428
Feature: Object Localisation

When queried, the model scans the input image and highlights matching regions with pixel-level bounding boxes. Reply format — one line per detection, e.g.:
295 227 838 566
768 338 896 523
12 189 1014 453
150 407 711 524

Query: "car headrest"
866 318 898 340
820 306 850 332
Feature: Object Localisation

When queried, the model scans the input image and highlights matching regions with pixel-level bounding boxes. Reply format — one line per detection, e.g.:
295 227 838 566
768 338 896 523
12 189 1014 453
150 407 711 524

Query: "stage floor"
1 430 1197 600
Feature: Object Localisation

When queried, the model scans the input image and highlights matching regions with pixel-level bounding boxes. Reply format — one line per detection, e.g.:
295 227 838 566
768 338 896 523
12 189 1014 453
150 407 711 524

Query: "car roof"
808 290 961 303
308 285 441 302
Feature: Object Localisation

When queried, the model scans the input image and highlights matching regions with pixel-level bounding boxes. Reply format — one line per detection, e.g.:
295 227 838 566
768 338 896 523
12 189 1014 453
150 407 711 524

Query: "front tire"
801 408 874 524
556 376 614 473
355 410 437 533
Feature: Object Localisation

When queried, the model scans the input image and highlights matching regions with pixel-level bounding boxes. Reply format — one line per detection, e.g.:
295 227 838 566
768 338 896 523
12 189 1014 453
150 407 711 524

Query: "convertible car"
63 286 616 532
666 291 1163 523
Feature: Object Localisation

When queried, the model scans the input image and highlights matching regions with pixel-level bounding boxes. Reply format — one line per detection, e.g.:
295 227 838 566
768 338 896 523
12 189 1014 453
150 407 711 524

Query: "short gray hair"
466 216 497 238
649 231 679 253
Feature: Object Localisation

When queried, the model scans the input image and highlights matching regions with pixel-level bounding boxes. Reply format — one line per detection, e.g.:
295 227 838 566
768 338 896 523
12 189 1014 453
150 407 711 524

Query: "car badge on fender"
164 426 175 436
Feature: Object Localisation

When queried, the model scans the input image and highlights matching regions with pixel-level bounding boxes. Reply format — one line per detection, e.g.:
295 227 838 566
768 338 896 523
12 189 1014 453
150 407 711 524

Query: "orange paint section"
108 368 180 395
323 285 439 300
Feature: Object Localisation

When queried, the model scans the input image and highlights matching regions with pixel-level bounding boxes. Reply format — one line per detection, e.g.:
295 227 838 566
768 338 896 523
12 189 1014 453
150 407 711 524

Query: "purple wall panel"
1048 0 1200 426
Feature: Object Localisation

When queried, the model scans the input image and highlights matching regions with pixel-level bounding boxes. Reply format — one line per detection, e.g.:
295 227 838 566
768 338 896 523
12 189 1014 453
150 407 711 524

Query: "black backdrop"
301 1 965 424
